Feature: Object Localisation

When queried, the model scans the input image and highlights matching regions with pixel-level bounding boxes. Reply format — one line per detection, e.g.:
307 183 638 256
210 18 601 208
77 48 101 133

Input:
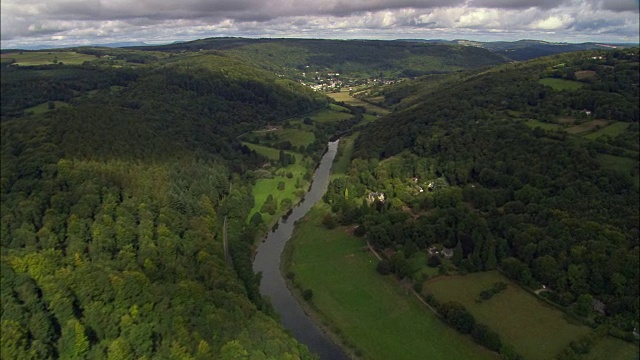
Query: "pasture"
423 271 592 360
524 119 561 131
25 101 70 115
565 119 609 134
247 127 316 148
330 134 356 179
583 122 630 139
1 51 97 66
585 337 639 360
327 90 390 115
286 205 497 360
538 78 584 91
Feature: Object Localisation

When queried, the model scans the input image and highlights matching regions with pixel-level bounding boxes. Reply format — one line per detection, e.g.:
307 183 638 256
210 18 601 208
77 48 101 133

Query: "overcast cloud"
1 0 638 48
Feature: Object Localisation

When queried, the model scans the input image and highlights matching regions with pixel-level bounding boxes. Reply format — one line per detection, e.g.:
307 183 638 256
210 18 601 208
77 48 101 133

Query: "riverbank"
252 141 348 360
283 204 497 360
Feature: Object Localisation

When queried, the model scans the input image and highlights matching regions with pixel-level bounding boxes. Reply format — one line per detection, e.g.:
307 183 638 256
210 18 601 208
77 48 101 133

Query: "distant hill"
398 38 637 61
133 37 509 78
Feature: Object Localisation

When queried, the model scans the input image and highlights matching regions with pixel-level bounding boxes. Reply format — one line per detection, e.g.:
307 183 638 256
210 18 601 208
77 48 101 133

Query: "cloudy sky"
1 0 638 48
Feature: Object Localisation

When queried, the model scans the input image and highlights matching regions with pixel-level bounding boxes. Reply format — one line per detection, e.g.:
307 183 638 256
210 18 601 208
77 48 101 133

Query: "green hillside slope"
0 53 324 359
321 48 639 357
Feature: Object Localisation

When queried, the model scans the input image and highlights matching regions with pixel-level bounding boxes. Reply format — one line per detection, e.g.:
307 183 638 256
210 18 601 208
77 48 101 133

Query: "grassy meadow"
538 78 585 91
423 272 600 360
243 142 310 225
565 119 609 134
286 205 498 360
524 119 561 131
330 134 356 180
584 122 630 139
1 51 97 65
327 90 390 115
24 101 71 115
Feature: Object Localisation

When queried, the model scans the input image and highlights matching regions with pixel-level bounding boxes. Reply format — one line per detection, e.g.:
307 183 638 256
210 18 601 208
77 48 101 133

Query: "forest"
0 52 328 359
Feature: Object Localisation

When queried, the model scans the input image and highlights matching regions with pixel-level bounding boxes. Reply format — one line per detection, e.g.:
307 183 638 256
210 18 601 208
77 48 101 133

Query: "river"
252 140 348 360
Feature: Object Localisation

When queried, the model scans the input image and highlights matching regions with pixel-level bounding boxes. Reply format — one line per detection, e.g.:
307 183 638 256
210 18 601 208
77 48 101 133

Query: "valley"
1 37 638 360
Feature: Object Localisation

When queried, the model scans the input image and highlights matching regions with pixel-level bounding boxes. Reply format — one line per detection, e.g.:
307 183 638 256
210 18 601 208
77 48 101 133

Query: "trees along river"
253 140 348 360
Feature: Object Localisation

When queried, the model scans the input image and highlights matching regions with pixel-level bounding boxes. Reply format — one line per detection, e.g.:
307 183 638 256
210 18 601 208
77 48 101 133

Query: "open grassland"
327 90 390 115
574 70 598 81
524 119 561 131
249 127 316 148
330 135 356 180
583 122 630 139
243 142 300 161
286 204 498 360
309 108 353 123
538 78 585 91
1 51 97 65
25 101 70 115
597 154 640 188
565 119 609 134
423 272 592 360
243 142 312 224
585 337 639 360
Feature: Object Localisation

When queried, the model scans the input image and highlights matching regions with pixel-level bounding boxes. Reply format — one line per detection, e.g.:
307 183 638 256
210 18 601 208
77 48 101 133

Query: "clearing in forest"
565 119 609 134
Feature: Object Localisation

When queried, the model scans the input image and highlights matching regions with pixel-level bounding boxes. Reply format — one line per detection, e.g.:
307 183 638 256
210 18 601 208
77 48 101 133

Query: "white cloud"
0 0 637 47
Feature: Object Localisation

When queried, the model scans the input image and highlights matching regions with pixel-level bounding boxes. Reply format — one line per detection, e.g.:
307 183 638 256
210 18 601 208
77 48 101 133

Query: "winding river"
253 140 348 360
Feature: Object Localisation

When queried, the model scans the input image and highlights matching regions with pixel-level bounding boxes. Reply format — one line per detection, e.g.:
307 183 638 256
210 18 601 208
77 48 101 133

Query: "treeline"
423 296 522 359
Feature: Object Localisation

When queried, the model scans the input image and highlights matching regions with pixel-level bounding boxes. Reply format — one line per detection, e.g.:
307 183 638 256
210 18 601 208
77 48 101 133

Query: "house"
592 299 606 315
366 192 385 203
441 247 454 259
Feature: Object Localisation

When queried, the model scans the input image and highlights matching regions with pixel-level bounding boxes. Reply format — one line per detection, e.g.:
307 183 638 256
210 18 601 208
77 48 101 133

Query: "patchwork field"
327 90 390 115
423 272 635 360
286 205 498 360
538 78 585 91
1 51 97 66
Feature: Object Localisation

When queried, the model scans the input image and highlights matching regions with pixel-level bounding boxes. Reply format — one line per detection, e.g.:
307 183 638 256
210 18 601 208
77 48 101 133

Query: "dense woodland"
1 53 327 359
325 48 640 342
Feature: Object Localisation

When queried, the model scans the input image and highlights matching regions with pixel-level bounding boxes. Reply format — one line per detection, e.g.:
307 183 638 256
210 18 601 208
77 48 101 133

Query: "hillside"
0 52 327 359
319 48 639 357
132 37 509 79
399 39 636 61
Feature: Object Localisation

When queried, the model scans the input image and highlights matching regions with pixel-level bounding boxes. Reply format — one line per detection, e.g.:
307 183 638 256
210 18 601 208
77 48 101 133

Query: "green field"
524 119 561 131
565 119 609 134
330 135 356 180
538 78 585 91
586 337 639 360
244 143 311 224
249 127 316 148
327 90 390 115
25 101 70 115
1 51 97 66
308 108 353 123
423 272 592 360
286 205 497 360
584 122 630 139
597 154 639 188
